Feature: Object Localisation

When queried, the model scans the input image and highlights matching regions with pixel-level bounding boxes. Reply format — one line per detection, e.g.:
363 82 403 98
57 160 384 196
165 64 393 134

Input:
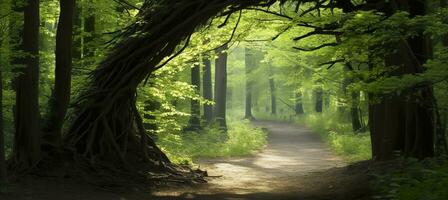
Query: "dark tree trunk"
214 44 228 130
202 56 213 124
315 88 323 113
0 61 6 184
244 48 255 120
72 0 82 68
13 0 41 168
186 63 201 131
42 0 75 150
295 91 304 115
83 0 95 65
369 0 435 160
350 91 363 132
64 1 267 175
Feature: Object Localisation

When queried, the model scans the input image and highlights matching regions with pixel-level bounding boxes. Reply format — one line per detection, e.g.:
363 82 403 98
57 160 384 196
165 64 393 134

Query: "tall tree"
368 0 435 160
13 0 41 168
214 45 228 130
202 56 213 124
83 0 95 66
315 87 323 113
295 91 304 115
186 63 201 131
42 0 75 149
268 65 276 115
0 46 6 185
244 48 255 120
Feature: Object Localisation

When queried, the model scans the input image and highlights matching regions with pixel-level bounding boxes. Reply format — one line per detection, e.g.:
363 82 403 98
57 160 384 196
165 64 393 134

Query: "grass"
156 119 268 165
294 112 372 162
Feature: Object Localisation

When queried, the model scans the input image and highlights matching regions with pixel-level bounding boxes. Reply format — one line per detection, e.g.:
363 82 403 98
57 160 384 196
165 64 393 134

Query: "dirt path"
150 121 371 200
1 121 372 200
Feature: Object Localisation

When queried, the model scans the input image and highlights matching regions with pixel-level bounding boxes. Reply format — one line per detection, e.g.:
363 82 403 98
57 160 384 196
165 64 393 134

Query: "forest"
0 0 448 199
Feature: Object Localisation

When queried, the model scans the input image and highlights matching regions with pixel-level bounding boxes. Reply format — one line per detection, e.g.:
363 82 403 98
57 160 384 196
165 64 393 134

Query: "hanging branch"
293 42 338 51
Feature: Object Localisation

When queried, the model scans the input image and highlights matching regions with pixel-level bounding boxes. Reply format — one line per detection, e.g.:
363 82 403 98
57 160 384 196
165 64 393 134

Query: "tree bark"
0 58 6 184
369 0 435 160
295 91 304 115
268 65 276 115
244 48 255 120
186 63 201 131
315 88 323 113
13 0 41 168
350 91 363 132
42 0 75 150
214 44 228 130
202 56 213 124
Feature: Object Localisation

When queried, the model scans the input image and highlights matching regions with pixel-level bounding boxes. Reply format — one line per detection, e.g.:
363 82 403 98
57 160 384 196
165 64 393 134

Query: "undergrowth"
156 119 267 165
294 112 372 162
375 158 448 200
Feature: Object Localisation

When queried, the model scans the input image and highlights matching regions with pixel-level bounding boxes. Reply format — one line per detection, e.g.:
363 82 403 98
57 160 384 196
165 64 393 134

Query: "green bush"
156 119 268 165
295 112 372 162
375 159 448 200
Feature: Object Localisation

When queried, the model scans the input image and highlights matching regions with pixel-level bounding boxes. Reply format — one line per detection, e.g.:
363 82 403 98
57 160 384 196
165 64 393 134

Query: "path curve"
151 121 365 200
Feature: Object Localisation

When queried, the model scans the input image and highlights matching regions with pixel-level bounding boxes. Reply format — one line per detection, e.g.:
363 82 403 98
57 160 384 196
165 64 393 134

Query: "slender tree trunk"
315 88 323 113
186 63 201 131
295 91 304 115
214 45 228 130
83 0 95 66
350 91 362 132
13 0 41 168
268 65 276 115
202 56 213 124
42 0 75 149
244 48 255 120
72 0 82 69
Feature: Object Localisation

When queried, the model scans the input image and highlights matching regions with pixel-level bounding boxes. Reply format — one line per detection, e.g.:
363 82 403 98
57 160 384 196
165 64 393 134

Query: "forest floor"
1 121 375 200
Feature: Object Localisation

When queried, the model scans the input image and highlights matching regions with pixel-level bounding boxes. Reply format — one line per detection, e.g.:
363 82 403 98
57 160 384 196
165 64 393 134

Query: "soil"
0 121 375 200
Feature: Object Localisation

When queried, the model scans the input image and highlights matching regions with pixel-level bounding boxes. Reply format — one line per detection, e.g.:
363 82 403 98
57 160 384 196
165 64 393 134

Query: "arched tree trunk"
64 0 272 176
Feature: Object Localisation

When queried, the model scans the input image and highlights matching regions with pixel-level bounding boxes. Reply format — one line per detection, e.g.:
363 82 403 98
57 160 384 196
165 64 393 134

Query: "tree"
42 0 75 149
186 63 201 131
368 0 436 160
315 87 323 113
214 44 228 130
244 47 255 120
13 0 41 168
202 56 213 124
0 44 6 185
295 91 304 115
268 64 276 115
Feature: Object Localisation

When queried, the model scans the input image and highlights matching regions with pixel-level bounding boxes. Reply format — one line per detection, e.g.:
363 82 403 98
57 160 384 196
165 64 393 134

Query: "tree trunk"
83 0 95 66
295 91 304 115
42 0 75 150
350 91 362 132
214 44 228 130
186 63 201 131
0 60 6 184
315 88 323 113
72 0 82 69
13 0 41 169
64 1 263 174
369 0 435 160
202 56 213 124
268 65 276 115
244 48 255 120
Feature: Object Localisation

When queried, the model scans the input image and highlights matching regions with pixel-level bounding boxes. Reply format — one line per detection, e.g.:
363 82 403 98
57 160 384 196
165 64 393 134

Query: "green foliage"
295 113 372 162
156 119 267 165
375 159 448 200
